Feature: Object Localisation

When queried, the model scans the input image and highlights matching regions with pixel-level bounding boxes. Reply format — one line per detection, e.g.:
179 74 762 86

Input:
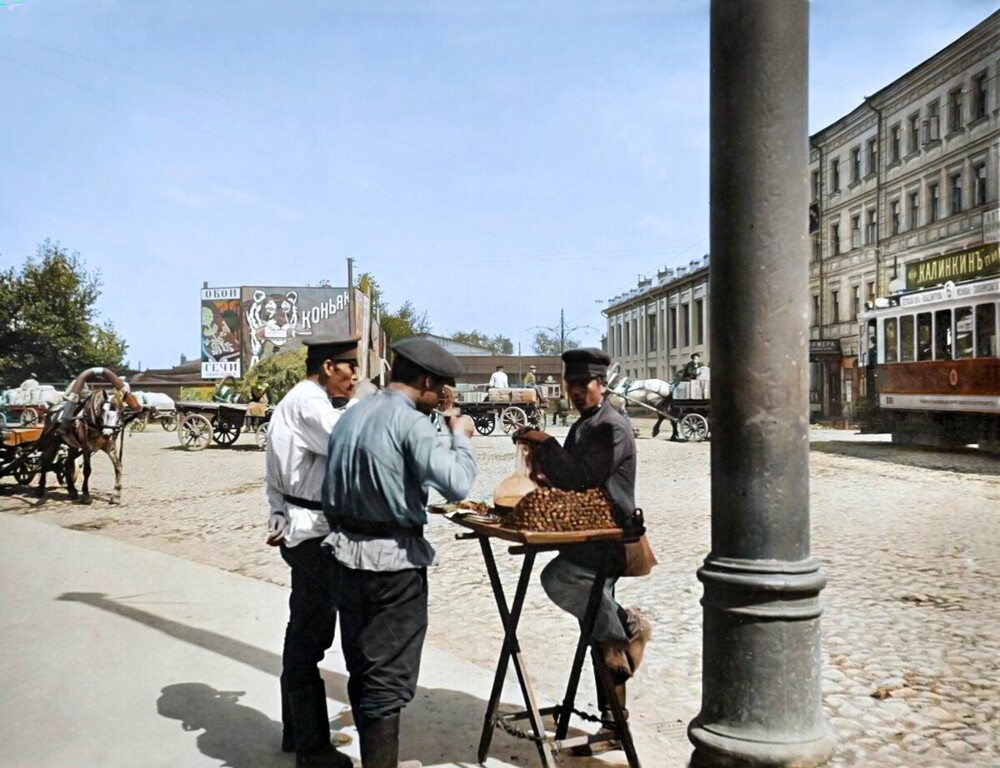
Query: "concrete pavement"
0 513 659 768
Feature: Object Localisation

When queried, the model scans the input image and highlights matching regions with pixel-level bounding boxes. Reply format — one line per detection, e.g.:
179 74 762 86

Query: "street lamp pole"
526 309 599 357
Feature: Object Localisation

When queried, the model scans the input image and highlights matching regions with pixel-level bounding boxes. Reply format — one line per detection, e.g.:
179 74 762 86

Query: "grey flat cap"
392 337 464 385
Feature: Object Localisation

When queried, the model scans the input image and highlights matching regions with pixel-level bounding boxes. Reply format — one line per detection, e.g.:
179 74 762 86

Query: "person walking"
512 348 653 756
322 337 477 768
265 335 360 768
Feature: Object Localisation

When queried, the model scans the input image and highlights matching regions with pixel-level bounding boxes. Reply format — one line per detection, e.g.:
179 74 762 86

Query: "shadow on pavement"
810 440 1000 476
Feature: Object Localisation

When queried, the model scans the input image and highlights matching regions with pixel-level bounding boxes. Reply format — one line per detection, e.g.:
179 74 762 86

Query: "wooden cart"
456 387 547 436
174 401 272 451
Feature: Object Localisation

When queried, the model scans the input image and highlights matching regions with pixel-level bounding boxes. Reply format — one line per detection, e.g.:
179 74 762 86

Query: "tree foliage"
532 330 580 356
450 330 514 355
0 241 128 385
356 272 432 342
237 349 307 403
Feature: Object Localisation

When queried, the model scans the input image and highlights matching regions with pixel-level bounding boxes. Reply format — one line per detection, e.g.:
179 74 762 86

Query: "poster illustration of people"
200 287 243 379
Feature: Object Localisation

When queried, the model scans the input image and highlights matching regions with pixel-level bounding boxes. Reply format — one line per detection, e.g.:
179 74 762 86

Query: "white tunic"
264 379 350 547
488 371 509 388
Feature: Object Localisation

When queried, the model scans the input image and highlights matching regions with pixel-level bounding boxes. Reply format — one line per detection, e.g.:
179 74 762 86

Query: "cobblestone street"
1 421 997 766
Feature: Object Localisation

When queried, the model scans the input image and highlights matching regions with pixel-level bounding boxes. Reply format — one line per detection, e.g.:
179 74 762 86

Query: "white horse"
606 362 676 437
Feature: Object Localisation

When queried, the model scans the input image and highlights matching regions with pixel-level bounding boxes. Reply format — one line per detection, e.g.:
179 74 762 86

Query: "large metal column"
688 2 835 766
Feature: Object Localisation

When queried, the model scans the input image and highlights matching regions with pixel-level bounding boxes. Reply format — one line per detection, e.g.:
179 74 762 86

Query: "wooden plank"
447 514 624 545
3 427 45 446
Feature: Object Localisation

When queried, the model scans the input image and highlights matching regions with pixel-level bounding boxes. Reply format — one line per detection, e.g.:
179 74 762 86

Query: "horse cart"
128 391 178 433
667 379 711 442
606 363 711 442
0 424 76 488
0 383 64 427
175 401 272 451
454 387 546 436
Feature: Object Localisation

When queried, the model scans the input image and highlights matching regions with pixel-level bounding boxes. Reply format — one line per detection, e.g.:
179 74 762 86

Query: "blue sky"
1 0 996 370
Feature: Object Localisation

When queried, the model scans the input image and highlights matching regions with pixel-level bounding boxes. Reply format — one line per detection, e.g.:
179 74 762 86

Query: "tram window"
884 318 898 362
954 306 974 359
976 303 998 357
900 315 915 361
934 309 952 360
917 313 932 361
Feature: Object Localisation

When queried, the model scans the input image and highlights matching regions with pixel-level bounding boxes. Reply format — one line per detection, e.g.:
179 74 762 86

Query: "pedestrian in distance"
265 335 361 768
322 337 478 768
488 364 509 389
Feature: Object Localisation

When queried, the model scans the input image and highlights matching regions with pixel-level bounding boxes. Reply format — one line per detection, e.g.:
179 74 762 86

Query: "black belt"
330 517 424 538
283 494 323 511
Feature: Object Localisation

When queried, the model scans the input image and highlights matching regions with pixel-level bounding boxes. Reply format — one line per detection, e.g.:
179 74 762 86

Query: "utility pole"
347 257 355 335
525 309 599 358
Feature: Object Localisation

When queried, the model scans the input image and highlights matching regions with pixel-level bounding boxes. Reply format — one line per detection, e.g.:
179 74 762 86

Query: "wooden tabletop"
446 511 625 545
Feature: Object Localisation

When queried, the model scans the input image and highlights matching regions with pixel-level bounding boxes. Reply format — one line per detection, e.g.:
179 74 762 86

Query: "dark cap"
392 337 464 385
303 334 361 363
562 348 611 380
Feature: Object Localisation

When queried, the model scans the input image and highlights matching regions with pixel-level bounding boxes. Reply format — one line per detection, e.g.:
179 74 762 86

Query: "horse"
605 362 676 438
35 368 140 504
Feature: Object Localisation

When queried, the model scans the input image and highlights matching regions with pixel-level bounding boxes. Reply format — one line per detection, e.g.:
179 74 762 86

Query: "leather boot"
289 681 352 768
572 681 627 756
598 639 634 682
358 712 421 768
625 607 653 672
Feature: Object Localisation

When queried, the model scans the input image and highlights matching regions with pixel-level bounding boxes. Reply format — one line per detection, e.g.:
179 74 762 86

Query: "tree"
237 349 306 403
450 330 514 355
0 241 128 384
532 330 581 356
356 272 432 342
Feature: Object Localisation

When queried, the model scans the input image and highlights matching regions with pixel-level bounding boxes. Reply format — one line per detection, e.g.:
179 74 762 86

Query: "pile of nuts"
507 487 617 532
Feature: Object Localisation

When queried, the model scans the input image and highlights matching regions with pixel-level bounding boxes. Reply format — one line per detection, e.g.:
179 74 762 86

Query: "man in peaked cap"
322 336 477 768
512 347 654 756
265 334 361 768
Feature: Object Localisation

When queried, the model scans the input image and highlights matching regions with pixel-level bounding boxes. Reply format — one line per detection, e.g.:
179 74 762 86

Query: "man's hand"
511 427 552 445
266 512 287 546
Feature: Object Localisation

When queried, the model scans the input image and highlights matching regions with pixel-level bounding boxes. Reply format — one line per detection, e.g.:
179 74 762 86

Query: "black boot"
281 677 295 752
572 681 627 756
288 681 352 768
358 712 421 768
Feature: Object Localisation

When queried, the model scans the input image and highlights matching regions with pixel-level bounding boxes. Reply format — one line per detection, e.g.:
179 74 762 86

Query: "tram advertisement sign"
201 287 243 379
905 243 1000 291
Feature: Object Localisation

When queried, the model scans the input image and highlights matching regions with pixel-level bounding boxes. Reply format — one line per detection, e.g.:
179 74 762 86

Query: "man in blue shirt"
322 337 477 768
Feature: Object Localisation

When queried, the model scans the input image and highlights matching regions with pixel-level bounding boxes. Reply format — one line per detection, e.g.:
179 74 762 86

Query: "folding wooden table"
448 513 642 768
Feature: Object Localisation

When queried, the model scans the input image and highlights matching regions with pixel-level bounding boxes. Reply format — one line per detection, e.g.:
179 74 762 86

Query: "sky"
1 0 997 370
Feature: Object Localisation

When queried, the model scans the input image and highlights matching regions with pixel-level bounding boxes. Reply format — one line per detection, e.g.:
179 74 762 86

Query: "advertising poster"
200 287 242 379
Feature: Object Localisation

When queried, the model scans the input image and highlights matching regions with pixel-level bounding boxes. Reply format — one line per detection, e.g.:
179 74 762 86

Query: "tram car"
857 276 999 451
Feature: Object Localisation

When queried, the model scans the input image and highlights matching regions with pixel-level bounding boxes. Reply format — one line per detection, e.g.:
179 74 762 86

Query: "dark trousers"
280 538 338 701
330 561 428 725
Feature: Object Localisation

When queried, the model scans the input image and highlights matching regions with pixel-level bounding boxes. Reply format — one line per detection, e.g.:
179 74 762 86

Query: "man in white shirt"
488 364 509 389
265 335 359 768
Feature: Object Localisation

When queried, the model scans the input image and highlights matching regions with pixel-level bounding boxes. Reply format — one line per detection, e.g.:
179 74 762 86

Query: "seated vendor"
513 348 653 756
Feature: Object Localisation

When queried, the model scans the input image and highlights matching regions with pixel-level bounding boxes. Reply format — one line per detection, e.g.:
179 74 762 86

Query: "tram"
857 275 1000 451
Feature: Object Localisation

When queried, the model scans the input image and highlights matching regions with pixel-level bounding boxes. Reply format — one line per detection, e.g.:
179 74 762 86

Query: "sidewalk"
0 514 661 768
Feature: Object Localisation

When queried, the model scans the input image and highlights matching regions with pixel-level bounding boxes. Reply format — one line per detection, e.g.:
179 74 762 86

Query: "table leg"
592 649 642 767
476 538 557 767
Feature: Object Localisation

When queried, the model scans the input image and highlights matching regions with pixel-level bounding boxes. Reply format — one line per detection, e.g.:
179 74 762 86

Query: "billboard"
201 287 243 379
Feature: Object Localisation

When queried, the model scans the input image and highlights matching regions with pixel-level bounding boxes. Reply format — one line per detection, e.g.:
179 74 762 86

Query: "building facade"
603 256 711 380
809 10 999 418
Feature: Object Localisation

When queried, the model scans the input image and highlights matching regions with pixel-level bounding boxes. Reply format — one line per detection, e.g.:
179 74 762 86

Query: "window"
949 88 963 132
681 304 690 346
890 124 901 163
812 295 820 325
695 299 704 345
866 209 877 244
623 323 630 355
811 233 821 260
669 307 677 350
851 215 861 248
917 312 932 361
831 222 840 255
934 309 952 360
976 303 998 356
831 290 840 323
955 306 974 359
867 139 877 176
884 317 898 362
924 102 940 143
647 314 657 352
852 285 861 318
974 72 988 120
929 183 940 222
831 158 841 192
951 173 963 214
900 315 915 361
908 113 920 154
975 163 987 206
851 147 861 183
811 170 820 200
866 281 875 306
909 191 920 229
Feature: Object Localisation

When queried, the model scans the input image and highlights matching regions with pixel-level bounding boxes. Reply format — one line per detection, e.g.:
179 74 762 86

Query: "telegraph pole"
347 257 355 335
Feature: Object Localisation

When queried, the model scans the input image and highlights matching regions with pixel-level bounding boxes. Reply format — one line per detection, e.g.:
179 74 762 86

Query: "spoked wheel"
213 420 241 445
20 407 39 427
500 406 528 435
473 415 496 435
13 452 40 486
254 423 269 450
678 413 710 442
130 417 147 433
178 414 213 451
161 413 178 432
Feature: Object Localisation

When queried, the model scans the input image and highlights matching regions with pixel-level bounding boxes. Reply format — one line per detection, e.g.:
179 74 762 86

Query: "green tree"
451 330 514 355
0 241 128 384
356 272 431 342
237 349 306 403
532 330 580 356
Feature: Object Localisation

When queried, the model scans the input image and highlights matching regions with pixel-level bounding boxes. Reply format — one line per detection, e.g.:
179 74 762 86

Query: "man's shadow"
58 592 608 767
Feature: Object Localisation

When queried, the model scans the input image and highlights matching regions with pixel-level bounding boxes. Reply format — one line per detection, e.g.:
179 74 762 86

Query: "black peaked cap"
392 337 464 385
562 347 611 380
303 334 361 363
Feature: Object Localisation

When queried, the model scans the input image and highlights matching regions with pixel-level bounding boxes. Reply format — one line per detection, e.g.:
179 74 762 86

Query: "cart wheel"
532 409 547 430
473 415 496 436
254 423 269 450
130 417 147 433
13 453 40 486
21 407 39 427
161 413 178 432
54 453 81 486
678 413 710 442
178 414 213 451
500 406 528 435
213 420 241 445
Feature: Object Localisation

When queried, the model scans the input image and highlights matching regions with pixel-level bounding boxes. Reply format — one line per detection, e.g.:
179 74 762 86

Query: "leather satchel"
621 509 658 578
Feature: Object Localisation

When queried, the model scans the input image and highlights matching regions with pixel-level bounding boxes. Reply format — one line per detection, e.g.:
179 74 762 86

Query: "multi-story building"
603 255 710 381
809 10 999 418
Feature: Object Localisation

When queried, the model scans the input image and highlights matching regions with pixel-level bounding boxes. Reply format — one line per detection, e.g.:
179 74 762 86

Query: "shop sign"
809 339 841 354
905 243 1000 290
